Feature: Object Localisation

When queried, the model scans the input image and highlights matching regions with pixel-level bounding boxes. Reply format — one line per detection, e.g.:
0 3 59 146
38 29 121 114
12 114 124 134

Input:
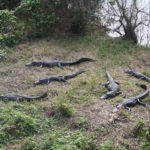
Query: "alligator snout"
112 108 119 113
25 63 32 66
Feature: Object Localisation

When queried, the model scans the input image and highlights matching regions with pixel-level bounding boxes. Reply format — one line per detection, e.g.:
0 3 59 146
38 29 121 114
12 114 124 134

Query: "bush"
71 8 85 34
15 0 57 38
41 131 99 150
0 107 38 146
0 0 21 10
0 9 24 47
141 125 150 149
100 141 126 150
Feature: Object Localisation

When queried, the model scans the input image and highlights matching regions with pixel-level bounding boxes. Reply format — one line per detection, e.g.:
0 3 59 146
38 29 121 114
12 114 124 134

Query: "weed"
100 141 126 150
70 116 89 130
0 107 38 146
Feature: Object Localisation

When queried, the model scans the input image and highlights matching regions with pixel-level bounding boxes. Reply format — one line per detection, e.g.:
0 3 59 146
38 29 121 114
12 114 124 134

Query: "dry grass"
0 37 150 149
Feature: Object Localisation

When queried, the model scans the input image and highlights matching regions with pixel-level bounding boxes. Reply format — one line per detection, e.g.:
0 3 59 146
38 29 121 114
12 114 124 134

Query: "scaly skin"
125 70 150 83
113 84 149 113
0 92 47 103
101 68 121 99
34 69 88 85
26 58 95 69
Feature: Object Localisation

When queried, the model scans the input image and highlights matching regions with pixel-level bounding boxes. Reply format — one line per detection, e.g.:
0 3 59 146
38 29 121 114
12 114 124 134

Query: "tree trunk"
124 27 138 43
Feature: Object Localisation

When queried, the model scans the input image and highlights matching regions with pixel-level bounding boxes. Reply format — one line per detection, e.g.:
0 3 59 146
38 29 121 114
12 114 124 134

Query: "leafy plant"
0 0 21 10
15 0 57 37
0 9 23 46
0 107 38 146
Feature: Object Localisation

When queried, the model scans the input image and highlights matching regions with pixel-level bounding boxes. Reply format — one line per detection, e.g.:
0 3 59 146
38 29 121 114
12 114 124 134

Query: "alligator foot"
58 62 64 69
137 99 147 107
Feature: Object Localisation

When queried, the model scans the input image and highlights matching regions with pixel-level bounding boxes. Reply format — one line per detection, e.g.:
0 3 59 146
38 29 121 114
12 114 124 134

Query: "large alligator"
101 68 121 99
26 58 94 69
113 84 149 113
125 70 150 83
34 69 88 85
0 91 47 103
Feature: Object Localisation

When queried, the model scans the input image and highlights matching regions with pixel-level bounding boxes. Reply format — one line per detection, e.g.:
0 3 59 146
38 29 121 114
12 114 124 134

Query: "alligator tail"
140 84 147 90
64 69 88 80
76 68 88 74
71 58 95 65
136 84 149 99
38 92 48 98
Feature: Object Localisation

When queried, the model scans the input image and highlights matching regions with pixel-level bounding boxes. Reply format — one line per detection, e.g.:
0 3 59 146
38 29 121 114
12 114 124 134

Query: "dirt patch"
76 98 150 148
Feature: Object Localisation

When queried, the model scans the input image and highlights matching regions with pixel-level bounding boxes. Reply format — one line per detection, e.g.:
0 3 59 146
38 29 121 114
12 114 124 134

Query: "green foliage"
15 0 57 37
0 107 38 146
0 48 7 59
130 120 145 138
0 9 23 47
98 37 135 57
34 131 99 150
141 125 150 150
70 117 89 130
100 141 126 150
143 69 150 77
0 0 21 10
15 131 99 150
144 126 150 141
71 8 85 34
141 141 150 150
53 99 76 118
17 137 39 150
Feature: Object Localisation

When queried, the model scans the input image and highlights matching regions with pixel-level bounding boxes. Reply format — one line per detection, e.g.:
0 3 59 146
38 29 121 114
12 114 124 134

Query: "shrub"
141 125 150 149
0 9 24 47
0 107 38 146
0 0 21 10
15 0 57 38
71 8 85 34
41 131 99 150
100 141 126 150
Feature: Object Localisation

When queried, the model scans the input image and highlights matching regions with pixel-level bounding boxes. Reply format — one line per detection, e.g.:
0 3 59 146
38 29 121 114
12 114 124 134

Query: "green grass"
0 31 150 150
15 131 99 150
100 141 126 150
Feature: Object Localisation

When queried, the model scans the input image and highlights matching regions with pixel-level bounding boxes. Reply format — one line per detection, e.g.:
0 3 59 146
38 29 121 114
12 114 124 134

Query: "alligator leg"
104 81 109 88
102 90 108 93
137 99 147 107
47 80 50 85
16 98 21 103
124 106 131 111
61 76 67 82
58 62 64 69
115 81 120 85
120 92 127 98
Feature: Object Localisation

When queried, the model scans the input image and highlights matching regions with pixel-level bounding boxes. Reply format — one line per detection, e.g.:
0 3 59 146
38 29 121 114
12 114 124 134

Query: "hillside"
0 33 150 150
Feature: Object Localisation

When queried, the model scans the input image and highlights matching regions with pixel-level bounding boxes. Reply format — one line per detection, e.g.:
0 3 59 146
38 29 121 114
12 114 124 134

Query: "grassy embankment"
0 31 150 150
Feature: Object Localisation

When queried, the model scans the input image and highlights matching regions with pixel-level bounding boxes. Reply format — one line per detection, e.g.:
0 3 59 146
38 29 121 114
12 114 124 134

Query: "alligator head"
26 60 42 67
125 70 134 75
112 103 123 113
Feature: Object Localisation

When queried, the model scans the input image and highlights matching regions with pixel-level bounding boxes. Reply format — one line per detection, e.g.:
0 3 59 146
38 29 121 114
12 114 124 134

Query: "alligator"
113 84 149 113
0 91 47 103
34 69 88 85
26 58 94 69
101 68 121 99
125 69 150 83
